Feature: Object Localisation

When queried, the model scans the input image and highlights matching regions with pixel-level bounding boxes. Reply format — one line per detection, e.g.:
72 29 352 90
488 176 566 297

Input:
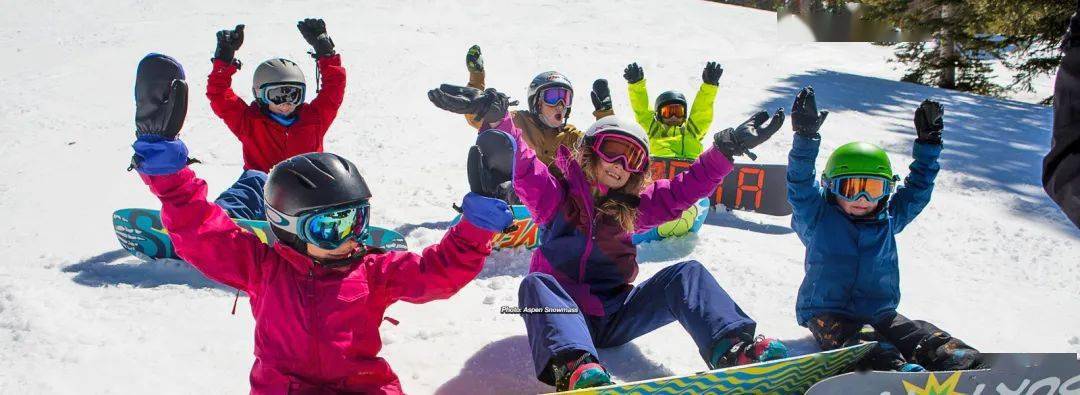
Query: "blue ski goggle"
825 175 895 203
267 201 370 250
259 83 305 106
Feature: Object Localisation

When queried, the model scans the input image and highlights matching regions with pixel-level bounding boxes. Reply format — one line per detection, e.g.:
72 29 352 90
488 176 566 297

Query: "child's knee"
518 272 559 301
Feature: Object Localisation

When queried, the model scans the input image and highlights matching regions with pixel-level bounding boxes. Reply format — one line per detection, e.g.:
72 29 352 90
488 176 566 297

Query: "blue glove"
132 135 189 175
461 192 513 232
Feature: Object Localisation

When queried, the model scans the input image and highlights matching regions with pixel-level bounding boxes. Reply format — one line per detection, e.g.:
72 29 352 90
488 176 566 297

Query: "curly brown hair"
573 145 653 232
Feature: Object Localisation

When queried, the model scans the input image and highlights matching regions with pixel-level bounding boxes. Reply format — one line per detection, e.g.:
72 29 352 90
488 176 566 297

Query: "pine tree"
859 0 1071 101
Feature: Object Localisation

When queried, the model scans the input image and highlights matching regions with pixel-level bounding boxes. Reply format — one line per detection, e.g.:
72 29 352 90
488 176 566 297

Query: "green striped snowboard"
552 342 874 395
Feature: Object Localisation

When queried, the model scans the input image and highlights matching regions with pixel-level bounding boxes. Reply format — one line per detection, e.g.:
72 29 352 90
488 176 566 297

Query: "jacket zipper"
580 207 600 282
307 268 323 382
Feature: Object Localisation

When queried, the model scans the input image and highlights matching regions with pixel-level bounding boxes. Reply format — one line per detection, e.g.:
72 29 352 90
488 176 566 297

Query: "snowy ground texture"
1 1 1077 394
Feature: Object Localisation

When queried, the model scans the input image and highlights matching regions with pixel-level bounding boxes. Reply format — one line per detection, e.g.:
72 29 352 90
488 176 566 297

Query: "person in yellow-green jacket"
461 45 613 166
623 61 723 159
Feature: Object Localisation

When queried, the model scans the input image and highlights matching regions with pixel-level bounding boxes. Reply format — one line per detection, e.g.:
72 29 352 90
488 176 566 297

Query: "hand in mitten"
713 108 785 161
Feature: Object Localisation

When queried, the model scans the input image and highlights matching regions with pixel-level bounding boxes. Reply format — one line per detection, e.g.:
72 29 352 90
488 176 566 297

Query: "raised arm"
889 100 945 233
786 87 830 241
134 54 266 292
306 54 346 128
374 216 498 303
428 85 567 223
494 114 566 224
687 62 723 140
786 134 825 241
463 45 488 129
143 168 269 291
624 63 654 129
298 18 346 128
639 108 785 230
636 147 733 230
206 24 248 137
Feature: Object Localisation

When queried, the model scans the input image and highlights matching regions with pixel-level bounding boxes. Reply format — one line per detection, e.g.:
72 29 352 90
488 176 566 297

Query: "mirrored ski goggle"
659 103 686 119
540 87 572 107
827 176 894 202
592 133 647 173
260 84 305 106
268 201 370 250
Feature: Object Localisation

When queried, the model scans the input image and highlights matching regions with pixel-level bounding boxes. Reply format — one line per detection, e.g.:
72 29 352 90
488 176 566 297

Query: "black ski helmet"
654 90 687 120
264 152 372 250
526 71 573 125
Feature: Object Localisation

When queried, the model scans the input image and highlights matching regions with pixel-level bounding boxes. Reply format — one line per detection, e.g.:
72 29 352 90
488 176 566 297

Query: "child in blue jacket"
785 87 983 371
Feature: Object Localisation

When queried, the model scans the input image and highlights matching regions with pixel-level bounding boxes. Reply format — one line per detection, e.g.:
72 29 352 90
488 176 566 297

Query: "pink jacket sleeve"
307 54 347 137
635 147 734 231
494 114 565 225
141 167 270 292
206 59 249 138
371 219 494 303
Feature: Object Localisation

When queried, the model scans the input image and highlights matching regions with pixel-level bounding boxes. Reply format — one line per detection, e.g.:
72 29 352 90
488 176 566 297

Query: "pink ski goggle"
540 87 572 107
591 133 647 173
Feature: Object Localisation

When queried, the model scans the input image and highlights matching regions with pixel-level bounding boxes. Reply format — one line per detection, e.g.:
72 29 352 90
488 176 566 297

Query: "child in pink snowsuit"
130 53 514 394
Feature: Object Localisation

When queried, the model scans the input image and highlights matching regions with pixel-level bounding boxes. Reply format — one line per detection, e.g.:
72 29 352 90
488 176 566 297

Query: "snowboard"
551 342 875 395
631 197 711 244
451 205 542 250
113 208 408 261
805 353 1080 395
648 157 792 216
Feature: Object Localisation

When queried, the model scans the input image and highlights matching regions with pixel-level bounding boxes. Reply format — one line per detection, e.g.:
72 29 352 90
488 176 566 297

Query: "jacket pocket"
336 277 370 303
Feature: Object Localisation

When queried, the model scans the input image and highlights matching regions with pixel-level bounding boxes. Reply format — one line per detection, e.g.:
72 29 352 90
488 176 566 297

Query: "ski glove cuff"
461 192 514 233
132 135 190 176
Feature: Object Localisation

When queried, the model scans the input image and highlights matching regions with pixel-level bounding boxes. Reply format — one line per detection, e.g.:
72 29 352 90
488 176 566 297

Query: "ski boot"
899 363 927 372
551 352 613 391
709 335 789 369
913 331 984 370
858 340 919 372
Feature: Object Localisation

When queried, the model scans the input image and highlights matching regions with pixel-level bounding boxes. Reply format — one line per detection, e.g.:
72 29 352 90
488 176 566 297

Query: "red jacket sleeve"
206 59 250 138
308 54 347 137
141 167 270 292
371 219 494 303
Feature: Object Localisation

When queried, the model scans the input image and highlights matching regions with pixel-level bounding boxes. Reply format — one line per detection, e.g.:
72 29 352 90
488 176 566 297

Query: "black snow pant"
807 312 983 371
1046 16 1080 229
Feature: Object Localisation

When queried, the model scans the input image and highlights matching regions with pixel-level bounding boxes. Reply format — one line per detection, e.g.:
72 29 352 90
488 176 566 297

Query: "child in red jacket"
132 53 512 394
207 19 347 221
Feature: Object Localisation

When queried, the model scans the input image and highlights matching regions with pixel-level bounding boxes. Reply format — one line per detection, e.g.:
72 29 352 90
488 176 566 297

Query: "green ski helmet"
823 142 895 181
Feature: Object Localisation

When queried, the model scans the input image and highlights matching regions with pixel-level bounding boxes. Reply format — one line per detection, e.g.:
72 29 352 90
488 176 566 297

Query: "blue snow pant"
213 170 268 221
517 261 756 385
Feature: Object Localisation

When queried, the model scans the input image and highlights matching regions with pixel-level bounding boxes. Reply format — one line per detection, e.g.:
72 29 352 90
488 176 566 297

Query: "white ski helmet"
252 58 306 103
584 115 650 158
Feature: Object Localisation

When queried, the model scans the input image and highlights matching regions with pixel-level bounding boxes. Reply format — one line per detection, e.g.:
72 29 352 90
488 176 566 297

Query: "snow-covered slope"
0 1 1076 393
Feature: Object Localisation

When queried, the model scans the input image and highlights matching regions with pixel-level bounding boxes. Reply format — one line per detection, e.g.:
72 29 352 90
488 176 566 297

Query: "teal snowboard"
113 208 408 261
551 342 875 395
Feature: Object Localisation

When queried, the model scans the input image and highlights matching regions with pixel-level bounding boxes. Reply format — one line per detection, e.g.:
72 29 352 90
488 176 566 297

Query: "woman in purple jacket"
428 85 791 391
